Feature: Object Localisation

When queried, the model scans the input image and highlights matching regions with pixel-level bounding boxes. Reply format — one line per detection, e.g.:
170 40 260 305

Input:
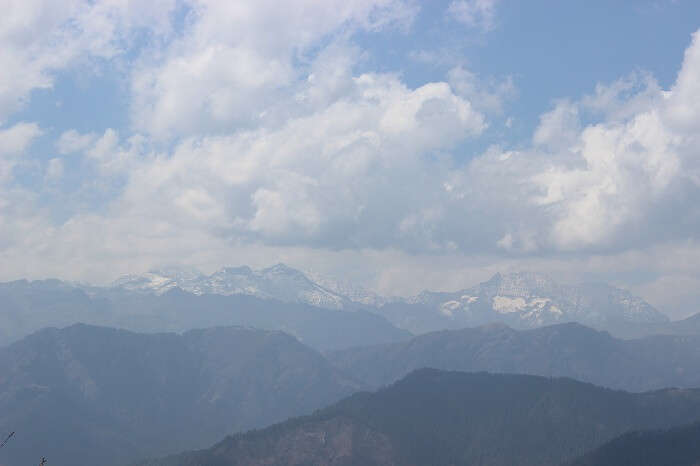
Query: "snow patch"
493 296 527 313
440 300 462 317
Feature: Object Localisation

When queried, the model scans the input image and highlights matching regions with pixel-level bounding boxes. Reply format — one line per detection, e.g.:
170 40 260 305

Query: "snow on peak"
112 264 350 310
400 270 668 330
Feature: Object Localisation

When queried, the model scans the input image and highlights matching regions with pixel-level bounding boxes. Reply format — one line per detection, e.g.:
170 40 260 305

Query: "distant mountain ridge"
2 266 696 350
109 267 671 334
0 324 362 466
328 322 700 391
0 280 409 350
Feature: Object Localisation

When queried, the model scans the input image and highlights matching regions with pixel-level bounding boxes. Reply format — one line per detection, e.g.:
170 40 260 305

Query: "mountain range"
111 264 357 311
0 324 361 466
0 279 408 351
97 267 700 338
109 266 673 335
3 265 697 350
3 322 700 465
136 369 700 466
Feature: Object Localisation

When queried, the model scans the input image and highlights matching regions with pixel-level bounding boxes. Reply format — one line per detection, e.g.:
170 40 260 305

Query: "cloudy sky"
2 0 700 317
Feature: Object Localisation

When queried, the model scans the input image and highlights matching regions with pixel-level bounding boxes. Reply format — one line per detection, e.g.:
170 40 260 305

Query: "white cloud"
56 130 98 154
532 100 580 149
447 0 499 31
0 122 42 182
665 30 700 133
130 0 418 139
117 69 485 247
0 0 177 122
1 1 700 325
46 158 64 180
433 30 700 256
448 66 515 115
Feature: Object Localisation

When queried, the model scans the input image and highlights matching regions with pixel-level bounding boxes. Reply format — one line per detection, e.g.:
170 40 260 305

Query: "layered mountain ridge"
2 266 696 352
328 322 700 391
0 279 409 350
109 266 672 332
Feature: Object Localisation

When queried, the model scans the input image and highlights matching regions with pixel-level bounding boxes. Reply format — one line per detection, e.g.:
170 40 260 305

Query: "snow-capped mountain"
112 264 351 310
382 272 669 334
111 267 669 334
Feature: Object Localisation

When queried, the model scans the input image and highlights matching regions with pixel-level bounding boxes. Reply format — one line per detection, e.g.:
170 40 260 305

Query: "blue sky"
2 0 700 317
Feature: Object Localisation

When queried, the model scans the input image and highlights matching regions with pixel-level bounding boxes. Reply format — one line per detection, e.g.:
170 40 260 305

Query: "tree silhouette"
0 432 14 449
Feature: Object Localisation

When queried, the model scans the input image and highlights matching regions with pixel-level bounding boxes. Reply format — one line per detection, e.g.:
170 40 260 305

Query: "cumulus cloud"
56 130 98 154
0 0 177 122
130 0 419 139
664 31 700 133
1 0 700 321
0 122 42 182
117 70 485 250
41 25 700 265
448 66 515 115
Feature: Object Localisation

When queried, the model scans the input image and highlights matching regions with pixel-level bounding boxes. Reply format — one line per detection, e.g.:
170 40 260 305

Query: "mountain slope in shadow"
137 369 700 466
0 324 362 466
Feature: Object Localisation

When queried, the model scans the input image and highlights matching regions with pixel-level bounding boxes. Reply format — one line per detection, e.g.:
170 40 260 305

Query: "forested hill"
137 369 700 466
568 422 700 466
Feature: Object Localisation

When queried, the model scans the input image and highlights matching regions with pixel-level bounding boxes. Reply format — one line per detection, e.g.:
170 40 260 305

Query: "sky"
2 0 700 318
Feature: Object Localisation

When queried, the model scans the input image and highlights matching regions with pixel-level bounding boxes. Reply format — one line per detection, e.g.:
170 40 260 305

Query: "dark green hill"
0 325 361 466
137 369 700 466
569 422 700 466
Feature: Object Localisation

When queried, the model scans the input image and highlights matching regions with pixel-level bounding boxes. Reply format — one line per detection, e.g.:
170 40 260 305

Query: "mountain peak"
483 270 558 296
262 263 306 277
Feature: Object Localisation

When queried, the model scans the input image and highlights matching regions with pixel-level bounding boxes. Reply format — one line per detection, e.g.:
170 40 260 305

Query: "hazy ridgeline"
1 319 700 465
2 269 699 354
2 268 700 465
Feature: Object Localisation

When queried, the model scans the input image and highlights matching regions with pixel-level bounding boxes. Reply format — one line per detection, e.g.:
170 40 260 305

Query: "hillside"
569 422 700 466
136 369 700 466
0 325 361 466
328 322 700 391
